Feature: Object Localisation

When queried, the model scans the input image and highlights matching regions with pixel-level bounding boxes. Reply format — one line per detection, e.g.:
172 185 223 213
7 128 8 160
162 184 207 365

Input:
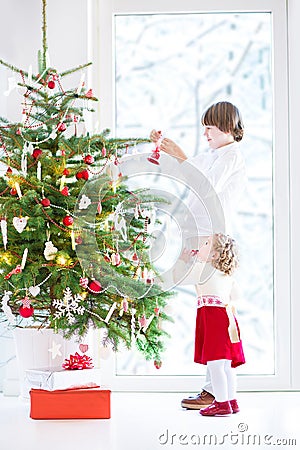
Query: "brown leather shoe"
181 390 215 409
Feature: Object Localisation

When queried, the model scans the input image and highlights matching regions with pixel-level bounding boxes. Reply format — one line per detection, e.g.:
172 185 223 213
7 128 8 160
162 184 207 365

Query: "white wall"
0 0 88 119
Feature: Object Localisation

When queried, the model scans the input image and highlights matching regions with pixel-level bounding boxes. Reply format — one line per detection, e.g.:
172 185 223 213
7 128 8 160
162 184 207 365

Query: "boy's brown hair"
201 101 244 142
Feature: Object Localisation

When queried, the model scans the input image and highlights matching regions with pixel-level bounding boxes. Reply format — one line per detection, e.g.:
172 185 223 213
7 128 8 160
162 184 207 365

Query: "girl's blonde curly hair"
211 233 239 275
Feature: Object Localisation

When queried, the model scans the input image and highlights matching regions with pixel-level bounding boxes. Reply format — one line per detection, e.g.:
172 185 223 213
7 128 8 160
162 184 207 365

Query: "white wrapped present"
25 367 101 391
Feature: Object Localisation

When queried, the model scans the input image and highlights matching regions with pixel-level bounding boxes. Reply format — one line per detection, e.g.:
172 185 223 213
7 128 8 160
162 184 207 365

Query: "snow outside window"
114 12 274 377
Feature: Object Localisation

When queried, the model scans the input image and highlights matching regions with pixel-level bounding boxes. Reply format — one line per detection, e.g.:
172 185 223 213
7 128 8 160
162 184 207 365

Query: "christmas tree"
0 0 172 364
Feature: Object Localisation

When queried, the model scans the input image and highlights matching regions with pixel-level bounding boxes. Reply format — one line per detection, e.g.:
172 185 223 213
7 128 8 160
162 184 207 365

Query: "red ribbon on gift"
62 352 94 370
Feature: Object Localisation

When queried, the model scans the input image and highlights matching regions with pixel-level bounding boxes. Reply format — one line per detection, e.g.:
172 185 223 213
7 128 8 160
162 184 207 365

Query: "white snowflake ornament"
53 287 85 324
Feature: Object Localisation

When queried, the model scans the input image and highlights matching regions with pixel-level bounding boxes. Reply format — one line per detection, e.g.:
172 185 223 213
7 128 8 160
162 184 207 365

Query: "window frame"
88 0 291 391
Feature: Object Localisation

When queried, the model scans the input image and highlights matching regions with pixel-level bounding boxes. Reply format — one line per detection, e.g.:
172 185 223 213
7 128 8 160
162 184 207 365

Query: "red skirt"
194 303 245 368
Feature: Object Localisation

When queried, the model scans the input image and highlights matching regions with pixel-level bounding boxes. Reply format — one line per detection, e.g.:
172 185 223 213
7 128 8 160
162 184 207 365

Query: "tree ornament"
44 240 58 261
85 89 93 98
60 186 69 196
154 306 160 317
79 343 89 353
97 201 102 214
122 298 128 313
19 297 34 318
53 287 85 325
104 253 111 263
10 188 17 196
47 79 55 89
63 168 70 176
36 160 42 181
78 194 91 210
111 252 121 266
21 247 28 269
4 264 22 280
79 277 89 288
148 131 162 165
154 360 162 369
81 169 89 180
131 307 136 344
138 314 147 328
147 146 160 165
146 269 155 284
113 203 127 240
19 304 34 318
101 147 107 157
63 215 74 226
58 122 66 132
28 285 40 297
76 169 89 181
0 218 7 249
48 341 62 359
32 148 42 159
41 198 51 207
104 302 117 323
131 252 139 264
1 291 15 325
84 154 94 165
88 280 102 293
75 235 83 245
12 216 28 233
6 166 12 176
14 182 22 198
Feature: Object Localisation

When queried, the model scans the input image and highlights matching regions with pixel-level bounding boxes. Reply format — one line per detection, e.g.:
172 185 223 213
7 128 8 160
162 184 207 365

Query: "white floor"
0 392 299 450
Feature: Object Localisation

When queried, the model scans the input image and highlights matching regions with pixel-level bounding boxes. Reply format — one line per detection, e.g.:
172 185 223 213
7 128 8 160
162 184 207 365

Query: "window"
92 0 290 391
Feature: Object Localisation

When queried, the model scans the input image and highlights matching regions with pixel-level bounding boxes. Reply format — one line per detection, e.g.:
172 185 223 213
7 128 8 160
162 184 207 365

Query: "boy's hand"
160 138 187 162
150 129 162 143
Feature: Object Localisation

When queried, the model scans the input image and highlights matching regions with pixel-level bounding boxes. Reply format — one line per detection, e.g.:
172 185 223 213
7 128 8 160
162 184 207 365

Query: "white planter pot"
13 328 79 399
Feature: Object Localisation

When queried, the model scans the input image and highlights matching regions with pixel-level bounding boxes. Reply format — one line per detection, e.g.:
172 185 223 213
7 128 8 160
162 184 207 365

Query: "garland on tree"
0 0 173 364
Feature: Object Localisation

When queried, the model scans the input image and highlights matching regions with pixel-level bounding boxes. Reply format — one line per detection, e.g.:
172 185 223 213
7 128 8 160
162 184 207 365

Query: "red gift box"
30 387 111 419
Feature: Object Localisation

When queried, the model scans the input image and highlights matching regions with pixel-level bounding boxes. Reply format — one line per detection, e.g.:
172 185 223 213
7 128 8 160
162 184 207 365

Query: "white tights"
207 359 236 402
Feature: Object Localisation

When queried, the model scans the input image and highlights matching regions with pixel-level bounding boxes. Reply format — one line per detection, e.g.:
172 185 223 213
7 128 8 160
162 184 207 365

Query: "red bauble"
58 122 66 132
63 168 70 176
81 169 89 181
10 188 17 196
154 360 162 369
19 305 34 318
63 215 74 226
76 169 89 181
84 155 94 165
88 280 102 293
47 80 56 89
41 198 51 207
32 148 42 159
